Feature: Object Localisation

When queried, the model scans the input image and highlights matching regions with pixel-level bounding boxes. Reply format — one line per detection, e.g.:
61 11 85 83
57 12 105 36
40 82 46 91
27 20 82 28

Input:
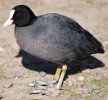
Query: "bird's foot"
28 78 59 94
28 64 68 94
29 88 55 95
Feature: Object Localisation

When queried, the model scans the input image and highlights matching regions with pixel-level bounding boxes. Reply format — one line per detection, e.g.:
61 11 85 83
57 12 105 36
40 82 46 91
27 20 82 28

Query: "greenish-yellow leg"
54 67 62 80
56 64 67 89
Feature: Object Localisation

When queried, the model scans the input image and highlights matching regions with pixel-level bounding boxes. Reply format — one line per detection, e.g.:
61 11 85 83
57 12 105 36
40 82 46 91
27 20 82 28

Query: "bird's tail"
97 46 105 54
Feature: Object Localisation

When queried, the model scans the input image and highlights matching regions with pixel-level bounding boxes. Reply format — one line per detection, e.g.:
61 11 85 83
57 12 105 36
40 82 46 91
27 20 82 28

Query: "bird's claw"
28 81 48 87
29 88 54 95
28 78 59 87
28 79 59 94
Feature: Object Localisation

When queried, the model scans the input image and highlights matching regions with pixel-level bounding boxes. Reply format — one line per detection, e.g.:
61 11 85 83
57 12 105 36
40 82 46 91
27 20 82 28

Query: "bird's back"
15 13 104 64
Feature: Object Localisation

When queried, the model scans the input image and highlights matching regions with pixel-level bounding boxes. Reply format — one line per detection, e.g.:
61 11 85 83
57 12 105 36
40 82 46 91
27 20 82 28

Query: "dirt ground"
0 0 108 100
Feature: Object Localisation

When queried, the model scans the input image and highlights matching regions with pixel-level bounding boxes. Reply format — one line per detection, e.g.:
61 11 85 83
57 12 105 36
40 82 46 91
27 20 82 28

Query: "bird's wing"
53 15 105 55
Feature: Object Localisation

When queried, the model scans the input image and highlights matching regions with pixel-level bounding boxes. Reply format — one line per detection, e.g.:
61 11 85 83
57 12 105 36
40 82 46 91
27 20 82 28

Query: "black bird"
3 5 104 91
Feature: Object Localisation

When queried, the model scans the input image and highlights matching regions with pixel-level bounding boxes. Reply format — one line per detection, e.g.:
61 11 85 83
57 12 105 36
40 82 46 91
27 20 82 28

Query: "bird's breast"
15 29 64 62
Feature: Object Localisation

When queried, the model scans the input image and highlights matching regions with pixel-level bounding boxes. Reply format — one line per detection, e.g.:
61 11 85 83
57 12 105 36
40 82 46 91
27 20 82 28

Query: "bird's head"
3 5 36 27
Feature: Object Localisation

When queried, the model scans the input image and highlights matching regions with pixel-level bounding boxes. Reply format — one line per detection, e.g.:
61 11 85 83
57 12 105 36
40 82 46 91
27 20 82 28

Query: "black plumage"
3 5 105 90
12 5 104 65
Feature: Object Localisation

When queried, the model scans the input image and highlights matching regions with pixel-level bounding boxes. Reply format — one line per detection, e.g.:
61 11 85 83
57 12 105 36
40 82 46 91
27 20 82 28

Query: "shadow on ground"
16 49 105 75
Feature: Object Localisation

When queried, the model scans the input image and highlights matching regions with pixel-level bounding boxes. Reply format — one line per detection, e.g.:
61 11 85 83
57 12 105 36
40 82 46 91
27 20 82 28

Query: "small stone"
78 76 84 81
52 90 61 97
67 77 72 86
39 71 46 77
82 85 93 94
0 47 5 52
16 71 23 78
3 81 13 88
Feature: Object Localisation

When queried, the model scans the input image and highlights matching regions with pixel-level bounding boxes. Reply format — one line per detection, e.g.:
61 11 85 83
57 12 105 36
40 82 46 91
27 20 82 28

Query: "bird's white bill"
3 10 15 28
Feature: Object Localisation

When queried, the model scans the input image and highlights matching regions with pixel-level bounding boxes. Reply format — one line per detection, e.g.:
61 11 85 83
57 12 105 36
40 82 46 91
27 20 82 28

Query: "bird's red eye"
16 12 21 17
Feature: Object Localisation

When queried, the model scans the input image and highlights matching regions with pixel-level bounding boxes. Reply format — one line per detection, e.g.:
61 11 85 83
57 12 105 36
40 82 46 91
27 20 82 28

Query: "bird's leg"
52 66 62 83
28 66 62 87
56 64 67 90
28 66 62 94
28 65 67 94
46 66 62 84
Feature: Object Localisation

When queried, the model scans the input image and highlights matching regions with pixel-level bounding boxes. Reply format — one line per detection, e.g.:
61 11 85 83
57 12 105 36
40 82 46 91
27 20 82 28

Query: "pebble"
82 85 93 94
0 47 5 52
39 71 46 77
78 76 84 81
3 81 13 88
15 71 23 78
52 90 61 97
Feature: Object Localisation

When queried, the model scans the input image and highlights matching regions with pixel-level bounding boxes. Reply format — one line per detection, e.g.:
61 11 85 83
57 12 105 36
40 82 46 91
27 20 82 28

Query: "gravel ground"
0 0 108 100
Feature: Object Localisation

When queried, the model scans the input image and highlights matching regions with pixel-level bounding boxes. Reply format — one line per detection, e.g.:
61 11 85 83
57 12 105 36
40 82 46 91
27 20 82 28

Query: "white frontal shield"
3 10 15 28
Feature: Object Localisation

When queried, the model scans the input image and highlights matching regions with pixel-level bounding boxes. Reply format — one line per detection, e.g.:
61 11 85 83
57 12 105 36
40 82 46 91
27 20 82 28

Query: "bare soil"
0 0 108 100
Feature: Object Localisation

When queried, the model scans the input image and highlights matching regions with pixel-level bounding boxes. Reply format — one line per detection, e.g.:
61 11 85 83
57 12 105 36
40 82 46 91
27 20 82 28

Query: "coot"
3 5 104 91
